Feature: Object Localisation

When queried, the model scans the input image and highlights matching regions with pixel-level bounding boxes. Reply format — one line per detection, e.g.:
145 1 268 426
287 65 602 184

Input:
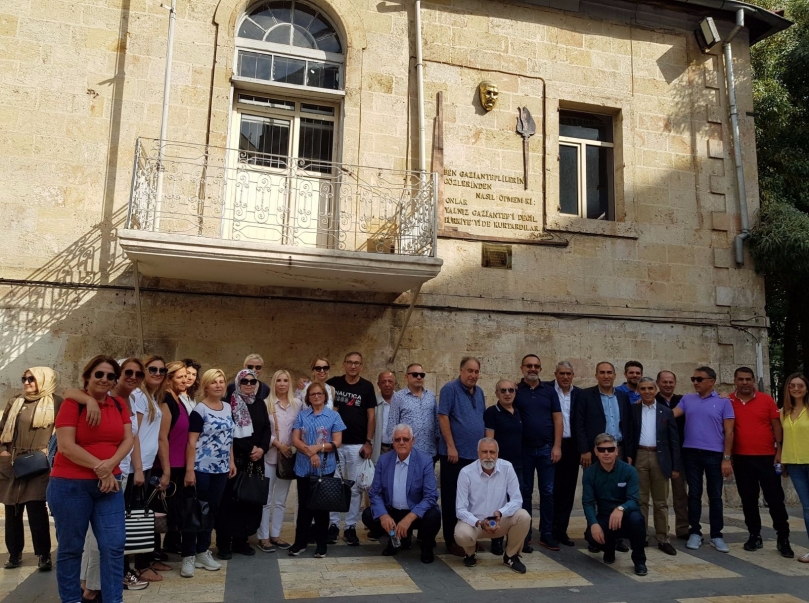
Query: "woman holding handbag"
0 367 61 571
47 356 133 603
257 370 301 552
215 369 271 559
180 369 236 578
289 382 345 558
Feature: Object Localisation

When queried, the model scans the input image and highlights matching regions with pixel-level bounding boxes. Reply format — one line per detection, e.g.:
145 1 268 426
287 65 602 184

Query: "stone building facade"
0 0 786 399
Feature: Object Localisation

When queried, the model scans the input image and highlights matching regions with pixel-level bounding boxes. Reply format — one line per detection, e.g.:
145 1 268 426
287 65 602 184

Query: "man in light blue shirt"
386 363 438 458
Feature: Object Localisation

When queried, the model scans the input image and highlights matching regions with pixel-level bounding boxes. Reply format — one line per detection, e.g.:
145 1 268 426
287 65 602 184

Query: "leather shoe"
658 542 677 556
3 556 21 570
634 563 648 576
400 537 412 550
616 540 629 553
382 541 398 556
420 548 435 564
447 543 465 557
588 544 601 553
522 544 534 554
37 555 52 571
233 543 255 556
556 534 575 546
603 551 616 564
490 538 504 556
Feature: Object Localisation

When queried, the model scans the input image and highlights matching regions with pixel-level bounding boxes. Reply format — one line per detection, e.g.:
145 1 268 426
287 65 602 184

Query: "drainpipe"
155 0 177 228
415 0 427 173
723 9 750 266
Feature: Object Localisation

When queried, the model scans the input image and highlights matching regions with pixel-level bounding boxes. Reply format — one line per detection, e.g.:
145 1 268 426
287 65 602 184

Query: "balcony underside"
119 229 443 292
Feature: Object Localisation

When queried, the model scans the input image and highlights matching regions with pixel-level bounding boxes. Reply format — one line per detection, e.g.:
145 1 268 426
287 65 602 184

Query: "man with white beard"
454 438 531 574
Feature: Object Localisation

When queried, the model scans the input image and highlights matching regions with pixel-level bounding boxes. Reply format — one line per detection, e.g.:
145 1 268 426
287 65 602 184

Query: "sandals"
270 538 292 550
136 567 164 582
151 561 172 572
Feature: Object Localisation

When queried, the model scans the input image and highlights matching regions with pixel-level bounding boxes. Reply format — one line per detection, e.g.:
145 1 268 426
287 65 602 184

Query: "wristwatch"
723 455 732 461
617 505 625 512
366 439 373 445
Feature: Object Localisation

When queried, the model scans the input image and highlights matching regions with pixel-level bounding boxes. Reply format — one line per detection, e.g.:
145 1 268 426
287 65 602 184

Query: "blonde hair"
142 355 166 422
310 356 330 371
165 361 187 396
267 370 292 409
199 368 227 400
244 353 264 365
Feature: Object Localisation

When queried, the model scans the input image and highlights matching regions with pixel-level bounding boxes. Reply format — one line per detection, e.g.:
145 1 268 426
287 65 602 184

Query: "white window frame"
559 135 615 220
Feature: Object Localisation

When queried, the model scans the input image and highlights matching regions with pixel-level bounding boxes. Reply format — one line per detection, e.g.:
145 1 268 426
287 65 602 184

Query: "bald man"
373 371 396 461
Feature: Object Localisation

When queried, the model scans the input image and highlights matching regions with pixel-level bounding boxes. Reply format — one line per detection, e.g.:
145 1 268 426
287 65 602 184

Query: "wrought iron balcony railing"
126 138 438 257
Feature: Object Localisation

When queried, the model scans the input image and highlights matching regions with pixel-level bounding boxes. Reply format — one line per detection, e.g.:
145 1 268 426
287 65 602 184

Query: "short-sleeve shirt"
292 407 347 477
514 380 561 447
189 402 235 474
327 376 376 445
730 392 779 456
680 391 735 453
130 388 162 471
52 395 131 480
437 378 485 460
483 403 523 467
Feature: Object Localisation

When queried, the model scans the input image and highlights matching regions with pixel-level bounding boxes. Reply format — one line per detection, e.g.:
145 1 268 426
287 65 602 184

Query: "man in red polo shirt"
730 367 793 557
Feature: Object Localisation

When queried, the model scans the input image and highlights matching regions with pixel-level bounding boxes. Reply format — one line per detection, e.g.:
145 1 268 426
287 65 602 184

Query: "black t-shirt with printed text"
327 375 375 445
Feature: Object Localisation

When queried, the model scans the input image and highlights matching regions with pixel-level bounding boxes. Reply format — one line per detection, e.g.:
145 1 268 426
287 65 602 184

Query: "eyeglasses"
498 387 516 394
147 366 168 375
393 437 411 443
313 366 330 372
523 364 541 369
690 376 712 383
309 392 325 398
21 376 36 384
123 369 145 379
408 372 426 378
596 446 617 453
345 361 362 366
246 364 262 371
93 371 118 381
240 378 258 386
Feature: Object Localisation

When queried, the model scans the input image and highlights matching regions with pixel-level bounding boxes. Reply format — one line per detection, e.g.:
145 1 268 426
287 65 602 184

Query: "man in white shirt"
372 372 396 461
552 361 582 546
454 438 530 574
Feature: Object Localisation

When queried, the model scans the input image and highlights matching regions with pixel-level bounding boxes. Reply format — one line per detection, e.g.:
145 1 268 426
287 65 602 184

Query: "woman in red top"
47 356 134 603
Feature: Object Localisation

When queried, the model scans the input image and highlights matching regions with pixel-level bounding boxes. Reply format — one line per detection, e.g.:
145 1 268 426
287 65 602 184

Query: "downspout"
155 0 177 228
415 0 427 173
723 9 750 266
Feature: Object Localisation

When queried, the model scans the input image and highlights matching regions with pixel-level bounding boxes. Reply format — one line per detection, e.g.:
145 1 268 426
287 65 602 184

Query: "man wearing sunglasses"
671 366 735 553
513 354 562 552
582 433 647 576
225 353 270 401
386 364 438 461
361 424 440 564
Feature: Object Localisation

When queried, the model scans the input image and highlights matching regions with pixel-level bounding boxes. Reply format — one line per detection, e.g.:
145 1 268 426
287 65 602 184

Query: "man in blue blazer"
361 423 441 563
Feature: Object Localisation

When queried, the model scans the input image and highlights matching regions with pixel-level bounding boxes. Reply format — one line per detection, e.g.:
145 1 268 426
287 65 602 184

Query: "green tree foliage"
748 0 809 389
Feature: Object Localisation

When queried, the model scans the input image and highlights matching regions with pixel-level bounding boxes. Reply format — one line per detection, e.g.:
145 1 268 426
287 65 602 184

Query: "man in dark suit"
656 370 689 540
361 423 441 564
551 361 582 546
627 377 681 555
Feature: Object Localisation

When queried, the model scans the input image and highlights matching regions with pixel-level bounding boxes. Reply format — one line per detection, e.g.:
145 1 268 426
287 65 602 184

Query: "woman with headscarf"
215 368 271 559
0 367 61 571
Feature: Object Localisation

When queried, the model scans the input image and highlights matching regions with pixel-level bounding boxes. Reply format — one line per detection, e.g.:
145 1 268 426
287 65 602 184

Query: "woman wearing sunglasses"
780 373 809 563
215 369 271 559
0 367 60 571
294 357 335 409
48 356 133 603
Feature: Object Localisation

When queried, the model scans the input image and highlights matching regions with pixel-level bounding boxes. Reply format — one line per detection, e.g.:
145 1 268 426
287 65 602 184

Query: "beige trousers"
454 509 530 558
636 449 670 543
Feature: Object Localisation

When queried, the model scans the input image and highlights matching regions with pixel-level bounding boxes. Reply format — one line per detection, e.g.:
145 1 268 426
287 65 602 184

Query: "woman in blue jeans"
779 372 809 563
47 355 134 603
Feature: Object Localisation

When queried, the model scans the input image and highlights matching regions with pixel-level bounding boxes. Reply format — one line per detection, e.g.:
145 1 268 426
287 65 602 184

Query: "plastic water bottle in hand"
775 463 783 476
390 529 401 548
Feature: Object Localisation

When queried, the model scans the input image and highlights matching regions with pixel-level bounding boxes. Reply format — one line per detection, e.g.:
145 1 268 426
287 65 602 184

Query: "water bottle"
775 463 783 476
389 529 401 548
488 519 497 528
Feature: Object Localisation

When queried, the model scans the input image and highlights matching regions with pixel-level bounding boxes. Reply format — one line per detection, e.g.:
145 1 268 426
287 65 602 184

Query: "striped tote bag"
124 508 155 555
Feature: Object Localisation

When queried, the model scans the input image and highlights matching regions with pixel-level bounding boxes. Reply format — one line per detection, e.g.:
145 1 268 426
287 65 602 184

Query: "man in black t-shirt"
326 352 376 545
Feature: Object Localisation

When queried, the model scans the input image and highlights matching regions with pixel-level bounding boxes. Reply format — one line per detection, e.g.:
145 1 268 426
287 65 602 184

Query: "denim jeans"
47 477 125 603
786 464 809 538
522 444 554 542
682 448 724 538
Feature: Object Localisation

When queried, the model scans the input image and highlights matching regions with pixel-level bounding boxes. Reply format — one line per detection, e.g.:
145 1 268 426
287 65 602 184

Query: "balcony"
118 139 442 292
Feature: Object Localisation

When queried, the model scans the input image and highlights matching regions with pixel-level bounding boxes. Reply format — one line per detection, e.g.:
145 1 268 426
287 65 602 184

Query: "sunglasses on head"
21 376 36 384
147 366 168 375
246 364 262 371
240 378 258 386
313 366 330 372
690 376 712 383
498 387 516 394
93 371 118 381
123 369 145 379
408 372 426 378
596 446 617 453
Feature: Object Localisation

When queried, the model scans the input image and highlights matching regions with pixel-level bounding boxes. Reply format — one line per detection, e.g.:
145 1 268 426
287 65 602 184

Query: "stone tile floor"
3 509 809 603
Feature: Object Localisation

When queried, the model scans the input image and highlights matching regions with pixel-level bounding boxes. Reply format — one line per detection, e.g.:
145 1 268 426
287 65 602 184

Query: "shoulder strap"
269 399 279 434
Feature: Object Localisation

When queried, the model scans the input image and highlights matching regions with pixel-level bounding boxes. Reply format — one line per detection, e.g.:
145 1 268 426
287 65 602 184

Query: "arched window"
235 1 344 90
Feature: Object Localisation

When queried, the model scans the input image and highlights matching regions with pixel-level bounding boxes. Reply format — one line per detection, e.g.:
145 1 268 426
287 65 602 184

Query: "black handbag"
307 452 354 512
180 486 212 533
233 460 270 506
12 450 50 480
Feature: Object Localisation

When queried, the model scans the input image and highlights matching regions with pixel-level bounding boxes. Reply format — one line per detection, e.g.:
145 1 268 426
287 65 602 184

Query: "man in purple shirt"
672 366 735 553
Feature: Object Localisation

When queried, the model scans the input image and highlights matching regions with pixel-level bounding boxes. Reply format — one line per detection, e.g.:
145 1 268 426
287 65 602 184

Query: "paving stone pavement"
3 509 809 603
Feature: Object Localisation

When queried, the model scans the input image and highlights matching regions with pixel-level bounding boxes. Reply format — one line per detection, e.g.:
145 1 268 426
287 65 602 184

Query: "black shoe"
522 544 534 554
153 549 170 561
603 551 616 564
382 541 398 556
314 547 327 559
491 538 504 556
615 539 629 553
539 536 561 551
634 563 648 576
421 548 435 564
658 542 677 556
37 555 52 571
744 534 762 551
400 536 412 550
367 529 384 542
503 552 527 574
308 524 317 544
344 526 360 546
557 534 575 547
463 554 477 568
327 524 339 544
216 549 232 560
233 542 255 556
777 537 795 559
288 545 306 557
3 556 21 569
588 544 601 553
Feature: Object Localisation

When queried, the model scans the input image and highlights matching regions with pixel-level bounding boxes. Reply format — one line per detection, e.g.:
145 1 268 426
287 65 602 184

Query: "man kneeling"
583 433 648 576
455 437 530 573
361 424 441 563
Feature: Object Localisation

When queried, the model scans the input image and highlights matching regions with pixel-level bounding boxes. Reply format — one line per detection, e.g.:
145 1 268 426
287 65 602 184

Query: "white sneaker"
686 534 703 550
710 538 730 553
180 555 195 578
195 550 222 571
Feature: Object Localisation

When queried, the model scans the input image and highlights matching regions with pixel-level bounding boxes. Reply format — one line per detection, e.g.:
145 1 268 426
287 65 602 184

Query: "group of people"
1 352 808 602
